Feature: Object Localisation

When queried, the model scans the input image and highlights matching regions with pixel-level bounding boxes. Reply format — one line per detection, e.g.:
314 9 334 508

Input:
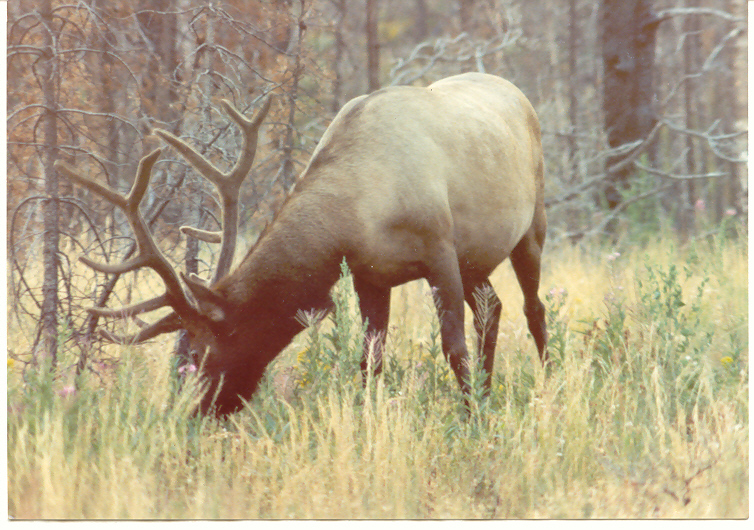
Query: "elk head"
55 97 274 415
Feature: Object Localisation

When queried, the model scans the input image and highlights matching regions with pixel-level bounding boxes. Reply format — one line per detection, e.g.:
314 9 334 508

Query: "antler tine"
154 95 273 284
220 95 273 188
152 96 272 190
86 293 170 319
180 226 222 244
79 254 149 276
54 159 132 211
55 150 198 320
153 129 224 186
54 148 161 216
99 311 183 345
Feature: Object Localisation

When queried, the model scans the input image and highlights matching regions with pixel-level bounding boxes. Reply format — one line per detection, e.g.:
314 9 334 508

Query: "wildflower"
549 286 566 298
694 198 706 211
724 208 736 217
178 363 197 375
59 385 76 398
296 347 308 364
7 358 14 368
720 356 734 366
606 251 621 262
430 285 440 301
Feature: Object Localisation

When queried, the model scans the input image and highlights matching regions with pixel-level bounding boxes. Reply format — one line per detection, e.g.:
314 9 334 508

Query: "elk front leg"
353 276 391 383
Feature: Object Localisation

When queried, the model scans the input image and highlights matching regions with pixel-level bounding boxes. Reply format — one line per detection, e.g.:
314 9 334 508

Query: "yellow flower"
296 347 308 364
720 356 734 366
7 358 14 368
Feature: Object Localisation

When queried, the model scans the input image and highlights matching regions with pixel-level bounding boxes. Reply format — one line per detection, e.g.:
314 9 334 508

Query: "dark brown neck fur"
200 195 345 415
219 193 344 312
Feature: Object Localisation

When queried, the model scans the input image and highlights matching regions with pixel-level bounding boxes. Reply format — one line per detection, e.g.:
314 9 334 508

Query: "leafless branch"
656 7 745 24
389 30 522 86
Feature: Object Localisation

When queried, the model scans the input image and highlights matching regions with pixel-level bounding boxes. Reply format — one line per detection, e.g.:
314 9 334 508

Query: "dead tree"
599 0 660 210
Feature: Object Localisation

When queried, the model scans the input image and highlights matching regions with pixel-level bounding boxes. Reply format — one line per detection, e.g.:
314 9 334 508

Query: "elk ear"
181 273 228 323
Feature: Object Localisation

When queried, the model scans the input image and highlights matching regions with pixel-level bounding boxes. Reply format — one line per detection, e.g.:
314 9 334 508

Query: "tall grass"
7 232 748 519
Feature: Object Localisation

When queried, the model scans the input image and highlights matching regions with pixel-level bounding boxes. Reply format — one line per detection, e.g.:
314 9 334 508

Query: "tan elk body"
57 73 547 416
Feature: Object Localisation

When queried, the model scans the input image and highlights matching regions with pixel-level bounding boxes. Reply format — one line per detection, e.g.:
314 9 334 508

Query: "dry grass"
6 233 748 519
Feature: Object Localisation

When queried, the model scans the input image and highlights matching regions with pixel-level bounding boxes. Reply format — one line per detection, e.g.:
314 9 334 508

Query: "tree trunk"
720 0 745 220
281 8 307 191
137 0 179 128
599 0 659 210
39 0 60 365
459 0 475 33
331 0 347 113
366 0 380 92
567 0 578 183
681 1 700 238
415 0 429 42
176 1 204 363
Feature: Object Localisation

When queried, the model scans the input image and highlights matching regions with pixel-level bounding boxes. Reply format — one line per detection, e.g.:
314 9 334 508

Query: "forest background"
7 0 747 365
5 0 749 519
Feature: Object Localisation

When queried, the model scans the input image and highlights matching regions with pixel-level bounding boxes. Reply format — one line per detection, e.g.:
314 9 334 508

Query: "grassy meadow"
6 230 748 519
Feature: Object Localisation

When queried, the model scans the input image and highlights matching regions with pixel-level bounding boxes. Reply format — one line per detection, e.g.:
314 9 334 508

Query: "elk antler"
154 95 272 285
55 149 198 344
56 96 272 345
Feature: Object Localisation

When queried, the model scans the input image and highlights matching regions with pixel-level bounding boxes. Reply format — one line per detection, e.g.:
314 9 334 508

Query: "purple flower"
58 385 76 398
178 364 198 375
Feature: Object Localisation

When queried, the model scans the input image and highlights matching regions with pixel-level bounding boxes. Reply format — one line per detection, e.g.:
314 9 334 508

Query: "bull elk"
56 72 548 416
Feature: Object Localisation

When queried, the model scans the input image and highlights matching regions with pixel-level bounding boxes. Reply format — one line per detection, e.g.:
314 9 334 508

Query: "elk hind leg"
510 225 548 364
464 277 501 393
